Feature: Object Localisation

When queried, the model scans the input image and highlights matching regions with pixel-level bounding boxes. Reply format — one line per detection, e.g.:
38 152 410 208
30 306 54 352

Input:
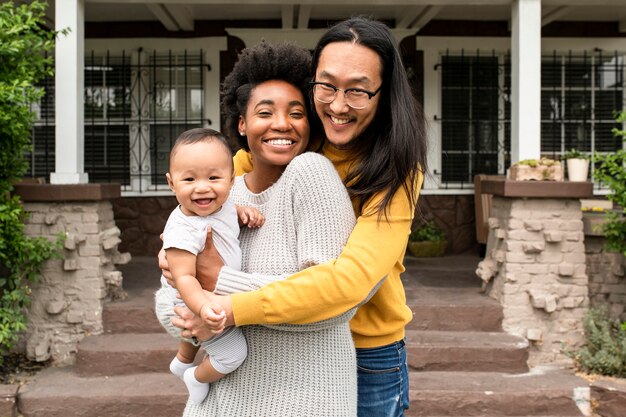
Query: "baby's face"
166 140 234 217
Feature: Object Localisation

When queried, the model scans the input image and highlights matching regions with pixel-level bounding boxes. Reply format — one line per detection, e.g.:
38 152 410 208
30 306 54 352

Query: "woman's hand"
196 227 224 291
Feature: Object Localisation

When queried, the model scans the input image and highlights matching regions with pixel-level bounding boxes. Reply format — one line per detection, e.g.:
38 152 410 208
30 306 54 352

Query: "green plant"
0 1 64 364
593 111 626 256
409 220 446 242
516 157 560 167
569 308 626 378
563 148 590 160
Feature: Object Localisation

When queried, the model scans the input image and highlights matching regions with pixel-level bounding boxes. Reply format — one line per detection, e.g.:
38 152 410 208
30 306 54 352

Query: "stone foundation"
584 215 626 321
115 194 478 256
16 184 130 365
417 195 477 254
112 196 177 256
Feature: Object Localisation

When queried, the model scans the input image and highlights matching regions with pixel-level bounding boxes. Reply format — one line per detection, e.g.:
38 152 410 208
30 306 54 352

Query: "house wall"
114 194 478 257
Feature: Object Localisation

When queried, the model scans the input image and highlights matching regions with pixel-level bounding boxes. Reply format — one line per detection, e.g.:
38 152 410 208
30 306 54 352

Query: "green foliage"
0 1 63 364
593 111 626 256
570 308 626 378
563 148 590 160
409 220 446 242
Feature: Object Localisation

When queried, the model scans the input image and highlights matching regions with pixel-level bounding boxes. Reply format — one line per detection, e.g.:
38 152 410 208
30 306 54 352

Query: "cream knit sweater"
183 152 358 417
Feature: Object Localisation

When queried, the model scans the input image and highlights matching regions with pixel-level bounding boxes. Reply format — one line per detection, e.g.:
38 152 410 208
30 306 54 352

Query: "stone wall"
417 195 477 254
476 197 589 365
22 200 130 365
584 217 626 321
113 196 177 256
115 194 478 256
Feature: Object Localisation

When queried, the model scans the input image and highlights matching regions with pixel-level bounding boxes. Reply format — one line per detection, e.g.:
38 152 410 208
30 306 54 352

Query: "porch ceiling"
36 0 626 31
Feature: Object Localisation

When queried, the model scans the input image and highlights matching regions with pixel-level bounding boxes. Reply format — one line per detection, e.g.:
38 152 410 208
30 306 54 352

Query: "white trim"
225 28 418 49
52 0 88 184
511 0 542 163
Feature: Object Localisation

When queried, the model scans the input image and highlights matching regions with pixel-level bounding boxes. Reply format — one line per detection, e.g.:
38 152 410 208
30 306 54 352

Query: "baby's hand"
236 205 265 228
200 302 226 333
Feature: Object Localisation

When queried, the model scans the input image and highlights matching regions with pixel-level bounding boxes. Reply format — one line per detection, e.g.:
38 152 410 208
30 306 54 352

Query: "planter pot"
567 158 590 182
509 163 563 181
407 240 447 257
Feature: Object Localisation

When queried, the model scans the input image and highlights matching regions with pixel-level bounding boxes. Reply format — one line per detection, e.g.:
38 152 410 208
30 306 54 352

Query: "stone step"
104 284 504 334
75 333 178 376
18 368 186 417
102 292 164 334
405 287 504 332
17 366 587 417
406 367 588 417
406 330 529 373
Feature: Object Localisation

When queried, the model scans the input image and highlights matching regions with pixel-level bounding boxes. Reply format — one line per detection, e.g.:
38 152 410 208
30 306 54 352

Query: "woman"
167 41 358 416
173 17 427 417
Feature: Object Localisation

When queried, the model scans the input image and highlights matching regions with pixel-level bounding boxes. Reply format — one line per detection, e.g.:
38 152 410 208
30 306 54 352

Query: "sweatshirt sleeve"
233 149 254 177
219 153 359 331
231 172 424 326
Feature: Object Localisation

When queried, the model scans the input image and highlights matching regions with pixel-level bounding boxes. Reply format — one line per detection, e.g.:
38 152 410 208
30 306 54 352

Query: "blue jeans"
356 339 409 417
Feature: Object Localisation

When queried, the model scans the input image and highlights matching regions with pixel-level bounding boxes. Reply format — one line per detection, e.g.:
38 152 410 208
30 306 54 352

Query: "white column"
51 0 88 184
511 0 542 163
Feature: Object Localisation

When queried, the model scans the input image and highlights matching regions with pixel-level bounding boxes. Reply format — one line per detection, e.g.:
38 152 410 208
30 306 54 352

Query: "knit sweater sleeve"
230 171 423 327
217 153 358 331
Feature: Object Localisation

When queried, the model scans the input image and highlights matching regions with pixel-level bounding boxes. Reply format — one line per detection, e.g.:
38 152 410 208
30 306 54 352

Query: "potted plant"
508 157 563 181
563 149 590 182
407 220 447 257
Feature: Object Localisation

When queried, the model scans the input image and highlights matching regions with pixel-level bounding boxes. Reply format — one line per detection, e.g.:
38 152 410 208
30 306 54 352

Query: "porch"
10 253 596 416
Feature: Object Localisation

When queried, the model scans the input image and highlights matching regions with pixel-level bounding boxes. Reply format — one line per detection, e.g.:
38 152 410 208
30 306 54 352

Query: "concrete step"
405 287 504 332
18 367 186 417
102 293 164 334
406 330 529 373
75 333 177 376
407 366 588 417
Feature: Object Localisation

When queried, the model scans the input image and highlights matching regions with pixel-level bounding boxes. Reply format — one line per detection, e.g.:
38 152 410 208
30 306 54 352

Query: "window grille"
27 49 206 193
438 51 511 188
541 51 625 187
438 49 625 190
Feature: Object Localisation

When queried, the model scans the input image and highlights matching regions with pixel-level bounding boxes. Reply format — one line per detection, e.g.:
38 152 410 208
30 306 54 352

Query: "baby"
154 128 262 404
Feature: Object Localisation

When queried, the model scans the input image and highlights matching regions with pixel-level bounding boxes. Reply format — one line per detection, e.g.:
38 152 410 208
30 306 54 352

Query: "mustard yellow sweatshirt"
231 144 422 348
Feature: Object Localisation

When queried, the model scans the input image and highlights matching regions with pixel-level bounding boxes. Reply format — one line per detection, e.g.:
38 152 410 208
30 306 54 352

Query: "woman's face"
313 41 383 148
239 80 310 169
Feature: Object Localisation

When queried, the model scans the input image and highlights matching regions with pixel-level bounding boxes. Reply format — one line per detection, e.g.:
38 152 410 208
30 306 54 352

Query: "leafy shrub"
0 1 63 364
570 308 626 378
593 111 626 256
409 221 446 242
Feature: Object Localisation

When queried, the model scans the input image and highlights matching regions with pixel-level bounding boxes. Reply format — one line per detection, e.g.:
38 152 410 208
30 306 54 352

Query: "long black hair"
311 17 427 218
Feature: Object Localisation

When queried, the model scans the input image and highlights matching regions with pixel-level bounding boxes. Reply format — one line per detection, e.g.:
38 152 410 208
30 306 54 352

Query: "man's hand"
195 227 223 291
172 305 223 341
236 205 265 228
157 234 174 286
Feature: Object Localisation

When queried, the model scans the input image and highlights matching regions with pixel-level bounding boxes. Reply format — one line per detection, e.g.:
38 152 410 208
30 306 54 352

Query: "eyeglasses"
309 81 381 110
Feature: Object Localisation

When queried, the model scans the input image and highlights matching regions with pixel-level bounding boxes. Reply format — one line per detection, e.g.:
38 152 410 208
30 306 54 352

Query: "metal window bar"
26 49 205 193
541 50 625 189
437 49 624 190
437 49 511 189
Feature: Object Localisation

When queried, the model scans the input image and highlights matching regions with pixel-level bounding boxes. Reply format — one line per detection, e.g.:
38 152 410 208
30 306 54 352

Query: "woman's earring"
239 131 246 136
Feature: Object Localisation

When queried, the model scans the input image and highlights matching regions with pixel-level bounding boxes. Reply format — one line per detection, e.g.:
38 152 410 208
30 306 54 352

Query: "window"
28 49 206 193
439 53 511 187
541 52 624 184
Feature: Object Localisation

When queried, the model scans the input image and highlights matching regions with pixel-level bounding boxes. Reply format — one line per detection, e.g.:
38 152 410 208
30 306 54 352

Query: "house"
25 0 626 256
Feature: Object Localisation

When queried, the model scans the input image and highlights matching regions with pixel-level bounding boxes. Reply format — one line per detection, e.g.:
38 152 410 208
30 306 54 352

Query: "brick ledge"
13 183 121 202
